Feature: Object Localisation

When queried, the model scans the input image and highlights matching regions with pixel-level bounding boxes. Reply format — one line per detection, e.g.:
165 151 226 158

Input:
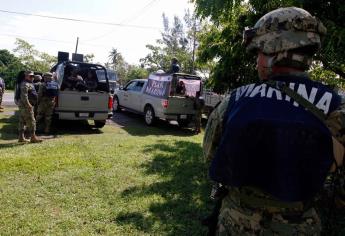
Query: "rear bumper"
163 113 195 121
54 110 109 120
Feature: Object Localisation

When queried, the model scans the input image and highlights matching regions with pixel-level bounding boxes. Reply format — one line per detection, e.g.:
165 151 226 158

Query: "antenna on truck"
75 37 79 54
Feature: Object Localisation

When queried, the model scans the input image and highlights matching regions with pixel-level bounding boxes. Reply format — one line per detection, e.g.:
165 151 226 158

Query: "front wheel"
94 120 106 128
144 106 155 126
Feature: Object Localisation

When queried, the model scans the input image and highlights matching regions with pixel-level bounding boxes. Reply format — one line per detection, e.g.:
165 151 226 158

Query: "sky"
0 0 195 65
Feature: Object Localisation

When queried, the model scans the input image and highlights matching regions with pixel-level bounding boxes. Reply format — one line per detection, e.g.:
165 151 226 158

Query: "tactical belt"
265 80 344 171
229 188 304 213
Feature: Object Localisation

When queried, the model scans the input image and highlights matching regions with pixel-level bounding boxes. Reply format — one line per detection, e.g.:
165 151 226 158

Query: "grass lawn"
0 108 211 235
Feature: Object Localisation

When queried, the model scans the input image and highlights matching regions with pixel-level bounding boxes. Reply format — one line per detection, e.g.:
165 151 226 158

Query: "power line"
83 0 159 42
0 9 161 30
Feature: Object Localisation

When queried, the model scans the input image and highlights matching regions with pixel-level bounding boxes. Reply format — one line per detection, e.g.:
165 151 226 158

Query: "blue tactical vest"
45 81 59 97
209 74 342 202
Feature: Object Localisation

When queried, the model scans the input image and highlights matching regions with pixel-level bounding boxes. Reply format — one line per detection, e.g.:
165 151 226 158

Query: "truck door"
122 80 137 108
131 81 145 111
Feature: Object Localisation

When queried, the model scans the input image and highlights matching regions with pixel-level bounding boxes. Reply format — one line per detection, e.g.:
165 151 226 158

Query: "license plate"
79 112 89 117
180 115 187 119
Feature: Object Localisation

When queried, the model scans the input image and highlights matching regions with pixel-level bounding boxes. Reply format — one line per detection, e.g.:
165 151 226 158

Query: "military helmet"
43 72 53 78
243 7 326 54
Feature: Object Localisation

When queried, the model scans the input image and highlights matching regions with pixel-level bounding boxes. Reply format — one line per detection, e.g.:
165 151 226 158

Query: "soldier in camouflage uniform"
203 7 344 235
0 76 5 112
18 71 42 143
36 72 58 134
33 74 42 118
194 91 204 134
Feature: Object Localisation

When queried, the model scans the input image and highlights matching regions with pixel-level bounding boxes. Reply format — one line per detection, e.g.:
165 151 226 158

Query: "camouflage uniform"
18 80 37 134
203 7 344 235
194 95 204 133
0 77 5 110
204 93 345 235
33 75 42 117
36 73 58 133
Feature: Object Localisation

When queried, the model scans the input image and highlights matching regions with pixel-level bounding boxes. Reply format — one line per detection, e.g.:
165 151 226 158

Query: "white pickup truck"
52 61 113 128
113 72 202 126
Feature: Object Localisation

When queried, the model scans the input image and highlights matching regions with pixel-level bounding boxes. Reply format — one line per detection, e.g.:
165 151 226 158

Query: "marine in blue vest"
203 7 345 235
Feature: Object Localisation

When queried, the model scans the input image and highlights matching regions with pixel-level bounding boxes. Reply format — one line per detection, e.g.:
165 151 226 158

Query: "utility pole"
75 37 79 54
191 18 197 74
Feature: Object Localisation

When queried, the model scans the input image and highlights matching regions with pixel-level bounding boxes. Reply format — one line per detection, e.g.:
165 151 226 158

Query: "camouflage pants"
217 194 322 236
18 105 36 133
0 87 3 106
36 99 55 130
194 110 202 131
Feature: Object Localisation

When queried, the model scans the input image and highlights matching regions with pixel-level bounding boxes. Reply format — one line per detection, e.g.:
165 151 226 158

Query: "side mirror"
119 86 124 90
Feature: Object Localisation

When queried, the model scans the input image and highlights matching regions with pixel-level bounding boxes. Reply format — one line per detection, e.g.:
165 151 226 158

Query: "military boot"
30 133 43 143
18 131 29 143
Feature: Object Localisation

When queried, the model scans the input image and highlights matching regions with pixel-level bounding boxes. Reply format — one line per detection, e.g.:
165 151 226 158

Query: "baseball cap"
25 71 34 76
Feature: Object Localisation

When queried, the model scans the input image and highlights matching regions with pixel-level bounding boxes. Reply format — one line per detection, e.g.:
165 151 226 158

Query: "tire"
94 120 106 128
177 118 191 128
113 96 121 112
144 105 155 126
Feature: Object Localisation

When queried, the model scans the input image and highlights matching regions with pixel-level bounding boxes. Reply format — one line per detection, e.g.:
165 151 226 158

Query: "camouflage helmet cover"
243 7 327 54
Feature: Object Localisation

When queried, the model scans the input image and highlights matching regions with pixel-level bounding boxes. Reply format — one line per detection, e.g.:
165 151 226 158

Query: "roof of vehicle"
50 60 107 72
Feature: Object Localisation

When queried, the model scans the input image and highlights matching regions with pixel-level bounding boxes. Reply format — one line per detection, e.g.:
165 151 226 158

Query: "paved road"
2 92 15 106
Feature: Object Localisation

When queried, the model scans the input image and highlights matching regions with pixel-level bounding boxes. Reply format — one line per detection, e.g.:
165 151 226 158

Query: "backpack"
14 71 25 105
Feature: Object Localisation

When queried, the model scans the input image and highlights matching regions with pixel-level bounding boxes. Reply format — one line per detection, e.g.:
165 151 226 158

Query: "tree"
108 48 122 70
13 38 57 73
0 49 24 89
126 65 149 82
140 11 202 74
192 0 345 91
84 53 95 63
108 48 130 84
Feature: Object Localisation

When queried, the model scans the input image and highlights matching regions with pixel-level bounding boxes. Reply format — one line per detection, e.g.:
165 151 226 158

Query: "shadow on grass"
0 110 20 140
51 119 103 136
116 140 212 235
111 110 207 137
0 110 103 141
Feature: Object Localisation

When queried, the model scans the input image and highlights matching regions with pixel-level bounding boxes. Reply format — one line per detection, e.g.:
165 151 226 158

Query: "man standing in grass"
18 71 42 143
36 72 59 134
0 76 5 112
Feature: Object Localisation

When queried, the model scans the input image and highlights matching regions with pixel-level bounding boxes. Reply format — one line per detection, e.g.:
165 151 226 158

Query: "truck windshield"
96 69 117 81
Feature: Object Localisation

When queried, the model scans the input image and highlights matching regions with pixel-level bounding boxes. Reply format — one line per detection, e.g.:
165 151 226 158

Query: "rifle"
202 183 228 236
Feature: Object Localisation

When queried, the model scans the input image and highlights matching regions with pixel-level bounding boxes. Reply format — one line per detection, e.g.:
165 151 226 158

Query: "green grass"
0 109 212 235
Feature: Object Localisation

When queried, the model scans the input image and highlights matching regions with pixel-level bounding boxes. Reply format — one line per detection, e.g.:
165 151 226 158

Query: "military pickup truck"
113 72 202 126
51 54 113 128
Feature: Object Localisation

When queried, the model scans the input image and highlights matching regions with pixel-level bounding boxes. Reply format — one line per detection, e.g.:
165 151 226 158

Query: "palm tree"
108 48 121 71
